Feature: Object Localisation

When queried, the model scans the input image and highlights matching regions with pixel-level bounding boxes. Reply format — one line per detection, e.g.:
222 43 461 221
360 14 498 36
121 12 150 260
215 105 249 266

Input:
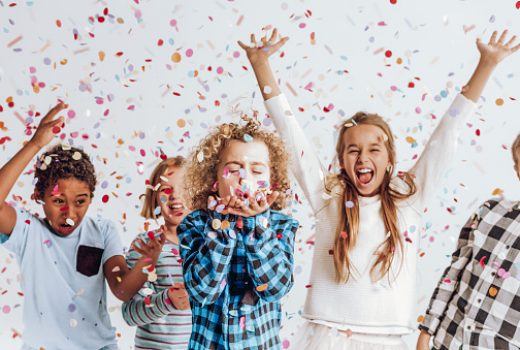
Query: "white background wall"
1 0 520 348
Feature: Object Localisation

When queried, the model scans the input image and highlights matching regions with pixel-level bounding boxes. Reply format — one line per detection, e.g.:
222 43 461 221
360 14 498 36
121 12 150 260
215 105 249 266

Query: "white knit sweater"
265 93 475 334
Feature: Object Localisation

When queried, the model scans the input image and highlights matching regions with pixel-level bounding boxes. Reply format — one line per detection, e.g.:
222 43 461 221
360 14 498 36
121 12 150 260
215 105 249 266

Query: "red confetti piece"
147 231 156 240
475 129 481 136
384 50 392 58
516 1 520 9
102 194 109 203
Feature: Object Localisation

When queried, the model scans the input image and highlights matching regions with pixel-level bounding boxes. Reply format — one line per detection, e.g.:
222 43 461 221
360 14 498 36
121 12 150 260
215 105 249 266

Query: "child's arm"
242 212 298 302
239 29 328 215
178 210 237 306
409 30 519 206
0 102 66 235
419 208 479 338
104 233 166 302
121 236 182 326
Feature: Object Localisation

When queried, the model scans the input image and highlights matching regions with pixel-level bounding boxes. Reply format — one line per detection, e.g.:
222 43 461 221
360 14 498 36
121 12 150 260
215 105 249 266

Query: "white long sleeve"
264 93 475 334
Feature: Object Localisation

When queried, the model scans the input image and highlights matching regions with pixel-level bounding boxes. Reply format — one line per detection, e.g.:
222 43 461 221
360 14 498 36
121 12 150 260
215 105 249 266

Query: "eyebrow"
224 161 268 167
347 142 382 149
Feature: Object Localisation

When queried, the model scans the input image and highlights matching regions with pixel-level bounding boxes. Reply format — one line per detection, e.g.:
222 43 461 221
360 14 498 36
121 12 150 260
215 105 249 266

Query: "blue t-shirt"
0 208 124 350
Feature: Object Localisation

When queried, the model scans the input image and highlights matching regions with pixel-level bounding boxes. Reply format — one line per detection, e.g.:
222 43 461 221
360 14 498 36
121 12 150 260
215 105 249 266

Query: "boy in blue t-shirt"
0 102 164 350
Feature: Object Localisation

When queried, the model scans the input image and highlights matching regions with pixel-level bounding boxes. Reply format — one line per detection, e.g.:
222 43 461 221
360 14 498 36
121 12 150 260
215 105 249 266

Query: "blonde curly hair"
186 118 291 211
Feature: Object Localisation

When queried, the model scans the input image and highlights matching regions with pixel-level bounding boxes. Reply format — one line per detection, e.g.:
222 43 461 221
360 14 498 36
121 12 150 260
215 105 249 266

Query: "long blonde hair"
328 112 417 283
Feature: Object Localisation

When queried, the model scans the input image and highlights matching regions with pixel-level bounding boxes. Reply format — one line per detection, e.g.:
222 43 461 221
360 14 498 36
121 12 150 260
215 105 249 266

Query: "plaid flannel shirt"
178 208 298 350
420 198 520 350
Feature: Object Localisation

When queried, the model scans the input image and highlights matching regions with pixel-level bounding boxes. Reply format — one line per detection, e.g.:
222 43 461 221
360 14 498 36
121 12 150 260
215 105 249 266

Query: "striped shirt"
122 230 191 349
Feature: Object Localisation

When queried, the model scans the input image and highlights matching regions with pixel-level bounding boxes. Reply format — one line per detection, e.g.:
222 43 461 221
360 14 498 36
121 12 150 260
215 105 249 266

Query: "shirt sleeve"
419 204 480 335
1 207 34 260
264 94 329 214
178 210 237 306
101 219 124 265
408 94 475 208
242 211 298 302
121 234 177 326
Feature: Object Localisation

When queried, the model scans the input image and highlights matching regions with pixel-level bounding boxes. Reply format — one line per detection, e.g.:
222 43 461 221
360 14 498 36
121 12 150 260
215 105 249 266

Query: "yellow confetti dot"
171 52 182 63
99 51 106 62
405 136 416 144
492 188 504 196
489 286 498 297
212 219 222 230
177 119 186 128
496 98 504 106
256 283 268 292
221 220 230 230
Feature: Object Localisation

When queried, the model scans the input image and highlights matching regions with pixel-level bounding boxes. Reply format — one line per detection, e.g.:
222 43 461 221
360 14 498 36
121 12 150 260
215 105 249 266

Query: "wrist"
477 56 498 69
26 140 43 152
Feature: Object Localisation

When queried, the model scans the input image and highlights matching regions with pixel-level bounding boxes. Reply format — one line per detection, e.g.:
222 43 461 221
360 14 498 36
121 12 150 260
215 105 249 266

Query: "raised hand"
477 30 520 65
132 232 166 266
238 28 288 65
30 102 68 149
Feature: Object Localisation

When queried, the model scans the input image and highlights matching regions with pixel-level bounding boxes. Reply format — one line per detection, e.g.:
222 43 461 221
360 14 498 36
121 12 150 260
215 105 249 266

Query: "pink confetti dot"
282 339 290 349
29 66 36 74
186 48 193 57
299 23 306 29
2 305 11 314
170 19 177 27
216 66 224 74
415 106 421 114
67 110 76 118
233 51 240 58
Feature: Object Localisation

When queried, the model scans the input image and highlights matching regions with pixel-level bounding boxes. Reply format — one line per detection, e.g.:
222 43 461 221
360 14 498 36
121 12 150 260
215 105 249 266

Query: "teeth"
168 204 183 210
357 168 373 174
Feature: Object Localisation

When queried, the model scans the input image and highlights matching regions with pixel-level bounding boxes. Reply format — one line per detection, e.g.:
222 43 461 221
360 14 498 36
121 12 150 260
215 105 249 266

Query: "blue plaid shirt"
178 208 298 350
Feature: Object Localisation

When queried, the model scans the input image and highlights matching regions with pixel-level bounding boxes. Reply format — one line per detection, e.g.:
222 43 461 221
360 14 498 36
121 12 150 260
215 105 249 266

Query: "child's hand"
207 191 279 218
29 102 68 149
132 233 166 266
167 282 190 310
416 330 431 350
477 30 520 65
238 28 288 66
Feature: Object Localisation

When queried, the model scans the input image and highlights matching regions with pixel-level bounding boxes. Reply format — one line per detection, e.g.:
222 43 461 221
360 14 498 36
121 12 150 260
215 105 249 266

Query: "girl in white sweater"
239 28 519 349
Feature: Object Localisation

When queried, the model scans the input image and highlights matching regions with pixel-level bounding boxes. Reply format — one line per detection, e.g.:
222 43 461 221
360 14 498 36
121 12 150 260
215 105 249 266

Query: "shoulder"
269 210 299 228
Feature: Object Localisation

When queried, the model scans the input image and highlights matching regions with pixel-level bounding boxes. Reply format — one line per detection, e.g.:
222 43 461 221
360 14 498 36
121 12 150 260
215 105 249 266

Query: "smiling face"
156 166 187 227
340 124 392 197
39 177 92 236
217 139 271 199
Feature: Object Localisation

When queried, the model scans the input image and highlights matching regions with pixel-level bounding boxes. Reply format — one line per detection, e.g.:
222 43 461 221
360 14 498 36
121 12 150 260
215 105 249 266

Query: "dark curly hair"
34 144 97 199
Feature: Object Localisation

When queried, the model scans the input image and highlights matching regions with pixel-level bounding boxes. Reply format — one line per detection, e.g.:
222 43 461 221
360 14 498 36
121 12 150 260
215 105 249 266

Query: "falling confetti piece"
65 218 75 226
171 52 181 63
496 98 504 106
72 151 82 160
488 286 498 297
256 283 268 292
212 219 222 230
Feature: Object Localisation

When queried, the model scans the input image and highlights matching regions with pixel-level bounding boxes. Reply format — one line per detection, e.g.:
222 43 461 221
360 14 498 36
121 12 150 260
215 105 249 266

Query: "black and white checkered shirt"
420 198 520 350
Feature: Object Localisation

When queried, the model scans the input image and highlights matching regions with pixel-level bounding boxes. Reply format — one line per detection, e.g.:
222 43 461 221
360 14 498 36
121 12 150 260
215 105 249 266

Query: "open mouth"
167 203 185 216
58 223 76 235
355 167 374 185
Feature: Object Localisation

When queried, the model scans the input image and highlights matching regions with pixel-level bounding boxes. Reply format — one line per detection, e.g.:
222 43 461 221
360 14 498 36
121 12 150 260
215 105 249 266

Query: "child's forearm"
0 141 41 204
461 58 497 102
250 59 281 101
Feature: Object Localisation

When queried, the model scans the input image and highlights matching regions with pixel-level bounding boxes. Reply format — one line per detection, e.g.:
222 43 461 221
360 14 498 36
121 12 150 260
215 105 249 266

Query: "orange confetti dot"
60 58 68 65
489 286 498 297
56 19 62 28
417 315 425 322
396 57 403 64
256 283 268 292
496 98 504 106
98 51 106 61
171 52 182 63
177 119 186 128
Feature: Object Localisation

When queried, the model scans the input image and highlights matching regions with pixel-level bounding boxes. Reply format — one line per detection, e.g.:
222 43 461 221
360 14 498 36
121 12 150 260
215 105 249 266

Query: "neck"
162 222 179 244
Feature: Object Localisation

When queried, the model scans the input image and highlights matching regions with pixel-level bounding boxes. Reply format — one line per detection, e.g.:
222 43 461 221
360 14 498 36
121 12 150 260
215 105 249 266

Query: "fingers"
270 37 289 53
268 28 278 44
489 30 498 45
237 40 249 50
261 35 268 47
497 29 508 45
506 35 517 47
250 33 257 47
41 102 68 124
512 43 520 52
266 191 280 207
